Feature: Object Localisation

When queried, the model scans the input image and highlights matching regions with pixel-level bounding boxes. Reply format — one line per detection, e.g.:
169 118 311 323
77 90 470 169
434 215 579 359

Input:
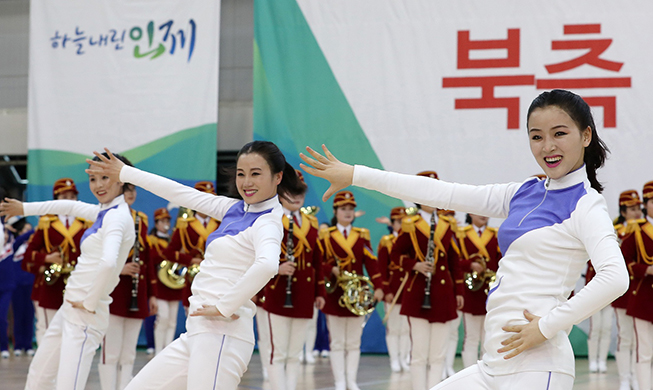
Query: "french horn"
326 270 377 316
463 253 496 294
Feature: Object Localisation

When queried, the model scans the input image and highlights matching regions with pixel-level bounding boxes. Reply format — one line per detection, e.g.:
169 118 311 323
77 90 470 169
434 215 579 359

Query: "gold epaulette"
37 215 58 230
457 224 473 239
439 215 456 230
306 214 319 230
401 215 420 233
137 211 149 227
379 234 394 249
353 227 370 241
175 216 194 229
319 226 335 240
623 220 644 235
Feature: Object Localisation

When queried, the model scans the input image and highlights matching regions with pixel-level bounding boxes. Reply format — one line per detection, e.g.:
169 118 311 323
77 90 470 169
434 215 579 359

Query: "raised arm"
19 199 99 222
87 149 237 221
300 145 519 218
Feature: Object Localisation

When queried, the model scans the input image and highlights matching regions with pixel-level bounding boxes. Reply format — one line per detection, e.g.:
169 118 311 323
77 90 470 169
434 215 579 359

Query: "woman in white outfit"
87 141 303 390
300 89 630 390
0 152 136 390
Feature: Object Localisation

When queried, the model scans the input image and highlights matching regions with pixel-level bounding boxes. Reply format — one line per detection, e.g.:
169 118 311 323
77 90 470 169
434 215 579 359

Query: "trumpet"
44 246 74 286
463 253 496 294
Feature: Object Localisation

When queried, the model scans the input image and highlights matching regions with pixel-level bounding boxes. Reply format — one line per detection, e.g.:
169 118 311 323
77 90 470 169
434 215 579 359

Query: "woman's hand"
67 300 95 314
279 261 296 276
120 262 140 276
299 145 354 201
413 261 433 276
456 295 464 310
384 292 394 304
189 304 240 320
0 198 24 218
45 251 63 265
85 147 126 183
149 296 158 316
499 310 546 359
315 296 325 310
374 288 384 303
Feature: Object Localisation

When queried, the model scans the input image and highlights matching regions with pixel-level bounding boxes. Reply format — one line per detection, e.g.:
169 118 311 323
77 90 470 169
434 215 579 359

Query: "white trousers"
303 307 318 354
25 308 104 390
34 304 57 347
124 332 253 390
615 308 637 384
462 313 485 369
430 362 574 390
385 303 410 366
634 318 653 390
444 312 461 376
256 307 272 375
98 315 144 390
327 315 365 388
268 313 310 390
587 305 612 364
408 317 450 390
155 299 180 355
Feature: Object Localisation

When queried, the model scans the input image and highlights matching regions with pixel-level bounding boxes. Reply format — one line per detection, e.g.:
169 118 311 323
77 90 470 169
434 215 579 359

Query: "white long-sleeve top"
353 165 628 377
22 195 134 331
120 166 282 344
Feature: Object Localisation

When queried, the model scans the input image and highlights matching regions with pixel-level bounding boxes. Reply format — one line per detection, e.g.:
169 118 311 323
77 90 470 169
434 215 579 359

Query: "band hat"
390 207 407 220
194 181 216 195
416 170 438 179
154 208 171 221
333 190 357 208
53 178 78 198
643 181 653 200
619 189 642 207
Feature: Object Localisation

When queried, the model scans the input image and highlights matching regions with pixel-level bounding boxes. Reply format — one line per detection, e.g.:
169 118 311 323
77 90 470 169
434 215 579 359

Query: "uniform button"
632 291 636 295
307 263 311 267
139 261 144 265
140 275 144 280
630 276 634 280
440 253 444 257
400 268 403 272
352 259 356 263
293 277 297 282
270 285 275 290
440 279 445 285
352 270 357 275
440 265 445 271
400 277 404 281
307 277 312 282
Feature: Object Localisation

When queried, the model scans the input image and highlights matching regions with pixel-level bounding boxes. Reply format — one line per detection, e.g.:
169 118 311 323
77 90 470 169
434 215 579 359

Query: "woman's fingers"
306 146 330 164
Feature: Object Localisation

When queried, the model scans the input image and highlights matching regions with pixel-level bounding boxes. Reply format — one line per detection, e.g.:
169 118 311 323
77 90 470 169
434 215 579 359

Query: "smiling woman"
299 89 629 390
0 152 136 390
85 140 302 390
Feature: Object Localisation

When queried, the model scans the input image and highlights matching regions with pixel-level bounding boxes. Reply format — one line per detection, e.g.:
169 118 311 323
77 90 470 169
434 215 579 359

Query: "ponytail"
527 89 609 193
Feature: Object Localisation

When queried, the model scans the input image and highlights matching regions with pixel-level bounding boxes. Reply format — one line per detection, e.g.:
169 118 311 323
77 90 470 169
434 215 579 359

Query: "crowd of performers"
1 160 653 390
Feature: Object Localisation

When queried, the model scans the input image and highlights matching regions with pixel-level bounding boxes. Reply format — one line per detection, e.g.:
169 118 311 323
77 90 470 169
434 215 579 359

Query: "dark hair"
527 89 609 193
90 152 134 192
0 187 5 202
230 141 304 201
465 213 472 225
644 198 651 217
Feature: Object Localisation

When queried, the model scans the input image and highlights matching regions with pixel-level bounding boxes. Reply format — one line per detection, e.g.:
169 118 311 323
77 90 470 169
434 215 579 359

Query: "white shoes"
598 360 607 373
26 349 35 357
619 380 631 390
305 350 316 364
14 349 23 357
146 347 155 355
589 360 598 373
321 350 330 358
390 359 401 373
1 351 9 359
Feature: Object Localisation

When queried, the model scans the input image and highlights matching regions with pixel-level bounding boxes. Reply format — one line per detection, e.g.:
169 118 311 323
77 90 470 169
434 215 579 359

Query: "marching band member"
87 141 302 389
156 181 219 354
321 190 384 390
264 171 326 390
300 89 629 390
377 206 410 372
626 181 653 390
612 189 643 390
146 208 172 354
98 185 158 390
23 178 90 346
457 213 501 369
1 153 136 389
387 171 463 390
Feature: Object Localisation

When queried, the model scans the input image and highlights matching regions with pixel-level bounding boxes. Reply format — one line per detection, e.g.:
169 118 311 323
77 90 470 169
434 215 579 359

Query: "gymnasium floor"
1 350 622 389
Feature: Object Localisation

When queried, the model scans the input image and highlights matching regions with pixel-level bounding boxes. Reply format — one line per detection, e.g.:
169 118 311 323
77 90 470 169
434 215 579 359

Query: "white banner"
296 0 651 217
28 0 219 206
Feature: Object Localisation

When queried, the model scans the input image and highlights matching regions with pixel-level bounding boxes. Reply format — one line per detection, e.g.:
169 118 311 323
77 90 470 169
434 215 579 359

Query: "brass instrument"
464 253 497 294
405 206 419 216
326 253 377 316
157 260 188 289
283 216 295 308
421 213 436 309
300 206 320 216
129 215 142 312
44 246 74 286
